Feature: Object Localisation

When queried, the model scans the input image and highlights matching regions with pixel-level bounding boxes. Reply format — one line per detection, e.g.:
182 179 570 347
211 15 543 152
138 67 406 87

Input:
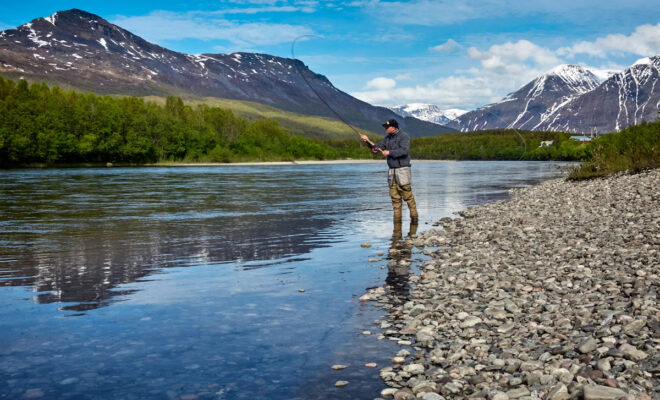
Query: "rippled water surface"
0 161 570 399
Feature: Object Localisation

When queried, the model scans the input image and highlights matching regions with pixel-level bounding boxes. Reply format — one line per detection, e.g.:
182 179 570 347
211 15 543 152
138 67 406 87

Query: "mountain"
0 9 453 137
534 57 660 133
449 64 601 132
390 103 467 125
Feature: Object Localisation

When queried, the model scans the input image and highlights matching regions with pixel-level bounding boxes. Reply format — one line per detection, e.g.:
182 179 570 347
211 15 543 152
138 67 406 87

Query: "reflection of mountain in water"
0 168 343 312
1 213 334 312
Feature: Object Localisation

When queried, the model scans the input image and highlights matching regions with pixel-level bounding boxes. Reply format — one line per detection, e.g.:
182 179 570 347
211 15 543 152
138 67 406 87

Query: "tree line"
0 77 373 166
1 77 596 167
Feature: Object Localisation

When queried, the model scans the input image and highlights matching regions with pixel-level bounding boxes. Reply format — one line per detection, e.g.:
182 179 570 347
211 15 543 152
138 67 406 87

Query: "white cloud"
558 22 660 58
365 77 396 90
352 75 498 109
352 40 563 109
430 39 460 53
467 40 561 79
111 11 313 47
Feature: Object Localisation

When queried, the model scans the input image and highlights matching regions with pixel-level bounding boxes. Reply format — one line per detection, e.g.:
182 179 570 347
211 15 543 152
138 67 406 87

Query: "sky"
3 1 660 111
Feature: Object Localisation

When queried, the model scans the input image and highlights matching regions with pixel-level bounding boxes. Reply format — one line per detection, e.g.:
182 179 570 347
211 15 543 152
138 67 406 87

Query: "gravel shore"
363 169 659 400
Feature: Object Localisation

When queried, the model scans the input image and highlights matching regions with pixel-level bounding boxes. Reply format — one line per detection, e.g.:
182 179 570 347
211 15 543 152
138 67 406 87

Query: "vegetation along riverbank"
360 168 659 400
3 77 658 173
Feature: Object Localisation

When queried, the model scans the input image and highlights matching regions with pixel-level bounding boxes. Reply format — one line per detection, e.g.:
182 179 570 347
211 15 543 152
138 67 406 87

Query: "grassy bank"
568 121 660 180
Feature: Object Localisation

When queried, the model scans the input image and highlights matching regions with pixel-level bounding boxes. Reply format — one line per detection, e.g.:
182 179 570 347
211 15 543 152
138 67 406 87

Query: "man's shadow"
385 219 418 303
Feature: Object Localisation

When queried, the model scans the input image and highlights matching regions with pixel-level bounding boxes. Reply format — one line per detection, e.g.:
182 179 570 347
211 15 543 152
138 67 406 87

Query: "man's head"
382 119 399 135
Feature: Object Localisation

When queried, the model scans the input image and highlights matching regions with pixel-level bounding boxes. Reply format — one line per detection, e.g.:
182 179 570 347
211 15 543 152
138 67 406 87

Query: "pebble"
547 383 569 400
361 243 372 248
360 170 660 400
583 385 626 400
331 364 348 370
334 380 349 387
421 393 444 400
365 363 378 368
578 337 599 354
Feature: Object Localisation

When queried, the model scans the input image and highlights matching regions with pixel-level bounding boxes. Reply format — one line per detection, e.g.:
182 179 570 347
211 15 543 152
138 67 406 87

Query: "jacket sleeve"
387 133 409 158
371 138 386 150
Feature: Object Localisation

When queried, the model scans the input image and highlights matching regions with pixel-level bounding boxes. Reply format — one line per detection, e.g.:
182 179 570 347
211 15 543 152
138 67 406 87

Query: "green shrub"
568 121 660 180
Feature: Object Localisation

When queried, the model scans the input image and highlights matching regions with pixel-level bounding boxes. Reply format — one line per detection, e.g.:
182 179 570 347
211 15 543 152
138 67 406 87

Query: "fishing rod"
291 35 364 139
290 36 527 157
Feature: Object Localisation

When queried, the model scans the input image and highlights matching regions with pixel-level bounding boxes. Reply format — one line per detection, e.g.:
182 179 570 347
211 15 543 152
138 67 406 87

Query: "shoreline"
362 169 659 400
3 159 577 169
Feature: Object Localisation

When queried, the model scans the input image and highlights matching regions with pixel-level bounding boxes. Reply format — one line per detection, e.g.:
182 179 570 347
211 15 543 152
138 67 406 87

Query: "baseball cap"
382 119 399 128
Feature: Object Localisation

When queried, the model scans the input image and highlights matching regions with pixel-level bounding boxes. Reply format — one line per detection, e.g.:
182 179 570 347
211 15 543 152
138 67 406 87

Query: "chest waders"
389 167 418 222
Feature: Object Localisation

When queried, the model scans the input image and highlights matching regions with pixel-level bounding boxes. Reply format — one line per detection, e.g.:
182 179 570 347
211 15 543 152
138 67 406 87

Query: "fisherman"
361 119 419 223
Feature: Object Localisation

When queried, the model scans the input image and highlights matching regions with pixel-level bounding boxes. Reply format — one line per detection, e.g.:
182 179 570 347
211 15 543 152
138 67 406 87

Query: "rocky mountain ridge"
449 64 602 132
450 60 660 133
0 9 452 137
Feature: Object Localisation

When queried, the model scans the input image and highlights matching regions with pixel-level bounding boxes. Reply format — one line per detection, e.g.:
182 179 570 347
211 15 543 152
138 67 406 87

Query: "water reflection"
0 167 346 311
385 220 418 302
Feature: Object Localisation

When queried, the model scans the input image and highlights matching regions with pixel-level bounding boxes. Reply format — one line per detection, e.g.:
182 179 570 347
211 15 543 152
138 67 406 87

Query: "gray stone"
421 393 445 400
411 381 437 395
505 387 530 399
578 337 599 354
618 343 647 361
393 388 415 400
582 385 626 400
459 316 483 328
489 390 509 400
403 363 425 375
546 383 570 400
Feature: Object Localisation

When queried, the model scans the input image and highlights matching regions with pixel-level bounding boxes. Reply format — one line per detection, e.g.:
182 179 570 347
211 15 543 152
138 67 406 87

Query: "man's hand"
360 134 369 142
380 149 390 156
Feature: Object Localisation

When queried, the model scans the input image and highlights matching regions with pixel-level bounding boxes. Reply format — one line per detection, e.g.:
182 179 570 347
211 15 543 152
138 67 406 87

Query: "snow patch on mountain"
390 103 467 125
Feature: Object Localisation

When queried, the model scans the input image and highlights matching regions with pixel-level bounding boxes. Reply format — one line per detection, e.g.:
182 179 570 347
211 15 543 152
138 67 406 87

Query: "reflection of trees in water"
0 169 352 313
0 213 334 312
385 220 418 303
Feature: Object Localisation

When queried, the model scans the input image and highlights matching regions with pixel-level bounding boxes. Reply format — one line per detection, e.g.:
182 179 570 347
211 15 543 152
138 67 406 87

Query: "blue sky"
3 1 660 110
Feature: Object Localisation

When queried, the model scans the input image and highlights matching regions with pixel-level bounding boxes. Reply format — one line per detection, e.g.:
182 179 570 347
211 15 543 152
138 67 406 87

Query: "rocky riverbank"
363 169 659 400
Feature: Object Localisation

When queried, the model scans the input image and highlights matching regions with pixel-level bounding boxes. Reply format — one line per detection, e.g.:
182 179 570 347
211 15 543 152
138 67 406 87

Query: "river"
0 161 570 400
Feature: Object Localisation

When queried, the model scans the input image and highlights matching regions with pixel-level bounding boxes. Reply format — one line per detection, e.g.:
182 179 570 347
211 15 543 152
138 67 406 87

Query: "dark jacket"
369 129 411 169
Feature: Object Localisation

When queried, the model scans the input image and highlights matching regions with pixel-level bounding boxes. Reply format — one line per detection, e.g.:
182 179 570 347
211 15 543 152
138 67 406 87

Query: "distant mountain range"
0 9 453 137
389 103 467 125
448 61 660 133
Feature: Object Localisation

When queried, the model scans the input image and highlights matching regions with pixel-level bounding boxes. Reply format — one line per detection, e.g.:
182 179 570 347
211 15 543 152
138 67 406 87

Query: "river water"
0 161 570 400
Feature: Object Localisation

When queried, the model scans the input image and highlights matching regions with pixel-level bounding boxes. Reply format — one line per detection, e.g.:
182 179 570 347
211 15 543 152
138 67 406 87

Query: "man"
361 119 419 223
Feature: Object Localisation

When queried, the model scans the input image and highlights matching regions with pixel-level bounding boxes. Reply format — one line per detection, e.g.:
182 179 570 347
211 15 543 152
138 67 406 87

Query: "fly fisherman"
361 119 419 223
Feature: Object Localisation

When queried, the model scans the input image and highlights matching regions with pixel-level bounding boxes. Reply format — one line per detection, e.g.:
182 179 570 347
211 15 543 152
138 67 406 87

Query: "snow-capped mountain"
390 103 467 125
0 9 452 136
449 64 602 132
585 68 619 84
535 56 660 133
